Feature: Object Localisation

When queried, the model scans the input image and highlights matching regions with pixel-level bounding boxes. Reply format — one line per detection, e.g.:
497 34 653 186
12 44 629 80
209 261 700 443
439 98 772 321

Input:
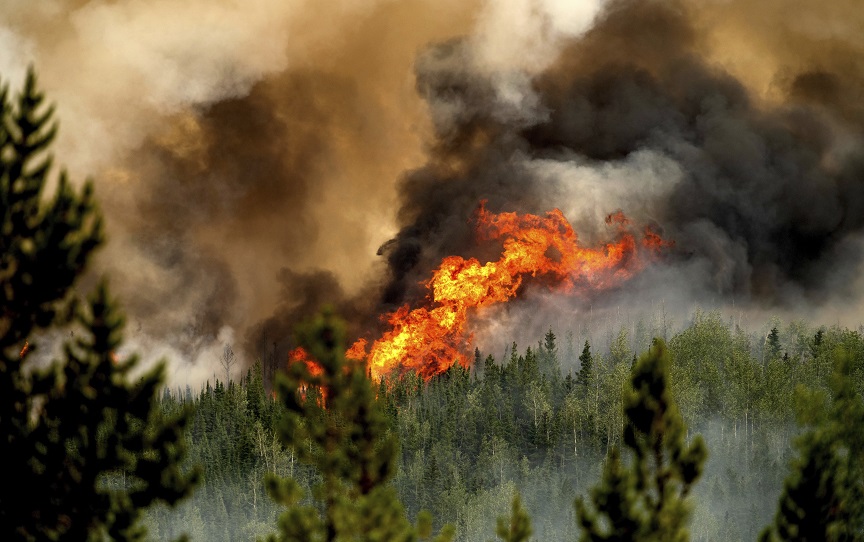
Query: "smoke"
4 0 864 384
381 0 864 344
0 0 483 385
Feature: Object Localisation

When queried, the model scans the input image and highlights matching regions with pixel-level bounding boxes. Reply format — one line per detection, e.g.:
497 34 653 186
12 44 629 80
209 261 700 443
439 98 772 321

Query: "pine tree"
267 309 454 542
760 352 864 541
0 68 197 540
540 327 559 377
767 327 782 361
810 329 825 360
496 494 533 542
577 340 593 393
576 339 707 542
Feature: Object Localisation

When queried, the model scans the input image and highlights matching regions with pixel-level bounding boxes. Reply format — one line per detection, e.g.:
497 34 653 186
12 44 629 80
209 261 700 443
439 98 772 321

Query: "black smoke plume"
381 0 864 320
7 0 864 381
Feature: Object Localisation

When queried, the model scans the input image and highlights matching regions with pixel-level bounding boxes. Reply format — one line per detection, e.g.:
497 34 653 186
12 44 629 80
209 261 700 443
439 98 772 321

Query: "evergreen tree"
767 327 782 361
0 68 197 540
496 494 532 542
577 340 593 393
576 339 707 542
810 329 825 360
540 327 559 377
267 309 454 542
760 352 864 541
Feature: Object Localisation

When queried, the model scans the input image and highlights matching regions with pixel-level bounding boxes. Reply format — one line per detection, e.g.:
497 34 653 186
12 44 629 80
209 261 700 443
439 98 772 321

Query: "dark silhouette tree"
577 340 593 394
0 68 197 540
766 327 782 361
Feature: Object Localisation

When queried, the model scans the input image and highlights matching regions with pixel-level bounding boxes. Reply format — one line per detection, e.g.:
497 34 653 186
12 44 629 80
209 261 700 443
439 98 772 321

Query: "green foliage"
267 310 454 542
148 314 864 541
766 327 782 362
495 494 532 542
576 339 707 542
578 340 593 393
760 352 864 541
0 68 197 540
539 327 560 378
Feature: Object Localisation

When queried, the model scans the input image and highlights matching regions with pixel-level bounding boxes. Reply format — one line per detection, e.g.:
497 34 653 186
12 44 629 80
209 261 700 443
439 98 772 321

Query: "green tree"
766 326 782 362
540 327 559 377
760 352 864 541
495 494 533 542
0 69 197 540
267 310 454 542
576 339 707 542
577 340 593 394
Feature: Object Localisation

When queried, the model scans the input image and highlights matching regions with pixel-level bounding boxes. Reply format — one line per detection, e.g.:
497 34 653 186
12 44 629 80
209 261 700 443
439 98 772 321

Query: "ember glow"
354 203 672 381
287 346 327 403
288 347 323 378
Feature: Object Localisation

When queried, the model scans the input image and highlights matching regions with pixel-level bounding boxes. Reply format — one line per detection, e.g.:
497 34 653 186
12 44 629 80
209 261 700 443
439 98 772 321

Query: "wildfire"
345 338 367 361
288 346 327 403
289 347 323 378
353 202 672 381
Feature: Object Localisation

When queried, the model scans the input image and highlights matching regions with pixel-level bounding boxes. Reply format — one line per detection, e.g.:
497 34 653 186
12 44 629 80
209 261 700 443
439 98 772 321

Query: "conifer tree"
540 327 559 377
766 327 782 361
267 309 454 542
760 352 864 541
0 68 197 540
576 339 706 542
496 494 533 542
577 340 593 393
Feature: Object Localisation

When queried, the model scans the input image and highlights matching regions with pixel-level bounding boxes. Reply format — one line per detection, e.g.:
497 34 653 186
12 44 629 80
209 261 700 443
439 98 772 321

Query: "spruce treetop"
0 67 197 541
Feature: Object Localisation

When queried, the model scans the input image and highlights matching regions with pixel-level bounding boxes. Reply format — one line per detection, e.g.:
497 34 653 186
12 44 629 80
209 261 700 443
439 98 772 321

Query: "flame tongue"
289 347 323 377
359 203 670 381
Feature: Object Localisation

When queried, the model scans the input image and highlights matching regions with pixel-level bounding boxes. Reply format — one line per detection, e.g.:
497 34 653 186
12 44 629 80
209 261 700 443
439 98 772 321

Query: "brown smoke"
381 0 864 337
4 0 864 383
0 0 482 383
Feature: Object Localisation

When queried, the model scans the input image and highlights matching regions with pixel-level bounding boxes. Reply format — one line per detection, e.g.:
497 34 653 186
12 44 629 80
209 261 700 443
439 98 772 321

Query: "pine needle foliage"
0 68 198 541
760 352 864 541
576 339 707 542
495 494 533 542
267 309 454 542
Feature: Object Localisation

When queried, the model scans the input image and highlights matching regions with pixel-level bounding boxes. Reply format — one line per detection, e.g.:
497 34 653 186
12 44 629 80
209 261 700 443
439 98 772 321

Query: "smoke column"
381 0 864 343
2 0 864 383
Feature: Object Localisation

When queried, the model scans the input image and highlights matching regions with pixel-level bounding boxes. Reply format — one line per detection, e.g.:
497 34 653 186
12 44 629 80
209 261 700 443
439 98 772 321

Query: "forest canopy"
3 66 864 542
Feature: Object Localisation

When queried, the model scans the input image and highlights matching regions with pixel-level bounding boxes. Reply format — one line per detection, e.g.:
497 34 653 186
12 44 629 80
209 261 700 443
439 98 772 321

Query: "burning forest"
354 203 672 380
4 0 864 540
4 0 864 385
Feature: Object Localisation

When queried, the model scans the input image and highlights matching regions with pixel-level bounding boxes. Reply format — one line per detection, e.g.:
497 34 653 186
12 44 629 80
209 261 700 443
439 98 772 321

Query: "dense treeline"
5 68 863 541
146 311 864 541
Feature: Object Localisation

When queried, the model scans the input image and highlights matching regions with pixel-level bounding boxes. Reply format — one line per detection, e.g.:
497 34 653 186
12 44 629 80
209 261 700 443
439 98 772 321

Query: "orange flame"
345 338 368 361
288 347 327 403
289 347 323 377
353 203 672 381
19 340 29 359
